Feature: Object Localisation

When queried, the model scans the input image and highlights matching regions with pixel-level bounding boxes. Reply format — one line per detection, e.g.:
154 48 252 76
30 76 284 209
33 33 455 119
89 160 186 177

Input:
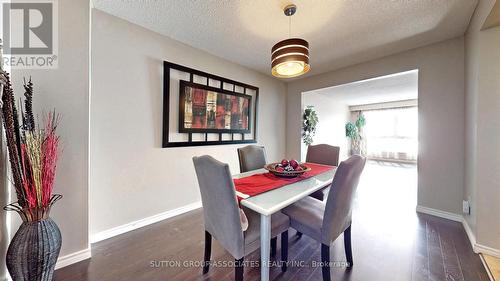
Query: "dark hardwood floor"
54 162 488 281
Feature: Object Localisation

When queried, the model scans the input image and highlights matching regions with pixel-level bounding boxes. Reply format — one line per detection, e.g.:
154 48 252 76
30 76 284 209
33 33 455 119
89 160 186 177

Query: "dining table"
233 165 337 281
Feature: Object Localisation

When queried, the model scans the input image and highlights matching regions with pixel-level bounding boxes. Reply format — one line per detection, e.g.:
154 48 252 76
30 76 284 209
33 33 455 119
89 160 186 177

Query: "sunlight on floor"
343 159 418 279
355 160 418 235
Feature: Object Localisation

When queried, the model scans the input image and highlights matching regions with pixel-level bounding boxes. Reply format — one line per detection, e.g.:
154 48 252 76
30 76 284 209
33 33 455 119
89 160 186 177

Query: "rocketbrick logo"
1 0 58 69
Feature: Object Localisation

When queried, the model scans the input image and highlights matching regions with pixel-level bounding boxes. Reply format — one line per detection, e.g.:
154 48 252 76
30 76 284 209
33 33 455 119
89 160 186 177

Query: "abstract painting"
179 80 251 133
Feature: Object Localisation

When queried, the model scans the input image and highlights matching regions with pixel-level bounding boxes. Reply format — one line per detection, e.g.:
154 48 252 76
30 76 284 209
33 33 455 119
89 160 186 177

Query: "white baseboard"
461 218 500 258
415 205 463 222
462 218 477 250
1 248 91 279
416 205 500 260
55 247 91 270
90 201 202 243
476 243 500 258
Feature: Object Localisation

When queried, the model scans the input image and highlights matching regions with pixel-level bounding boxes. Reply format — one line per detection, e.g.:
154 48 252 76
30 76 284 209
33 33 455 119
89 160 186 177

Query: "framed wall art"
162 61 259 148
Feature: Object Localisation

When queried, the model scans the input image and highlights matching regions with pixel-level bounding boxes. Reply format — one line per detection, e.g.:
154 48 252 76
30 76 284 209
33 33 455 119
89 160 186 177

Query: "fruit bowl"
264 161 311 178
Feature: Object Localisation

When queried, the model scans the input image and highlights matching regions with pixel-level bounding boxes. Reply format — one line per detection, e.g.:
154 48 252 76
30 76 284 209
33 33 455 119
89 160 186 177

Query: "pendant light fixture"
271 4 310 78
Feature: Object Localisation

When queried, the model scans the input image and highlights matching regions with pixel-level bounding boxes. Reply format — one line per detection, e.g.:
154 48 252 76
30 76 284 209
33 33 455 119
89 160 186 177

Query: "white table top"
235 168 336 216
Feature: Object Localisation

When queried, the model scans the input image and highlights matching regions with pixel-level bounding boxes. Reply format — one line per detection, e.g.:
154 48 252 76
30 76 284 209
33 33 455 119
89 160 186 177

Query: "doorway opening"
300 69 419 218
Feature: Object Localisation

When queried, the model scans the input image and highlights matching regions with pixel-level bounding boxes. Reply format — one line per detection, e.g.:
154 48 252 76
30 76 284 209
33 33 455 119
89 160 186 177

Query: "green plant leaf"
345 122 358 139
302 106 318 145
356 113 366 128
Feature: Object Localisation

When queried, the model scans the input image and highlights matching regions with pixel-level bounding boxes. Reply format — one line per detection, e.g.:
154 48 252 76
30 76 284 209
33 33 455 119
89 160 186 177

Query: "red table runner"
234 162 335 201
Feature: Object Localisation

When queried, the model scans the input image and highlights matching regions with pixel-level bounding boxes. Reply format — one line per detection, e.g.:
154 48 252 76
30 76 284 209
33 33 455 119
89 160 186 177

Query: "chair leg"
296 231 303 238
235 257 244 281
203 231 212 274
321 244 331 281
271 237 277 257
281 230 288 272
344 224 353 267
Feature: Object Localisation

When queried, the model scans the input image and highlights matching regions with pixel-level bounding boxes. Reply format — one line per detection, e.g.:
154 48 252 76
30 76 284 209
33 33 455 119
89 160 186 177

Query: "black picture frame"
162 61 259 148
178 80 252 134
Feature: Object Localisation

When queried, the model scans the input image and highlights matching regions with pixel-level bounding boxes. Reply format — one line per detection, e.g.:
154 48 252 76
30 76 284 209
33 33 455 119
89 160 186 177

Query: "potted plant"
302 106 318 146
345 113 366 155
345 122 360 154
1 46 62 280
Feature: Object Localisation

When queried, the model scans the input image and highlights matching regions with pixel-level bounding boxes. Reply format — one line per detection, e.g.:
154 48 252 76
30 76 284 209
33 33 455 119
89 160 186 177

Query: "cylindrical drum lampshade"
271 38 310 78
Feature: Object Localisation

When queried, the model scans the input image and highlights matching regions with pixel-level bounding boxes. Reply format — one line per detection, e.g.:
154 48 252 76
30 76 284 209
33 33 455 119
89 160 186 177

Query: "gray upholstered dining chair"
282 155 366 281
236 145 282 255
306 144 340 201
193 155 290 281
237 145 267 173
237 145 289 257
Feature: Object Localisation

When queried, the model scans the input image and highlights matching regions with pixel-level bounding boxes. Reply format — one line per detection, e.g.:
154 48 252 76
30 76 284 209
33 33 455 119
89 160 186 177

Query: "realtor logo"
1 0 58 68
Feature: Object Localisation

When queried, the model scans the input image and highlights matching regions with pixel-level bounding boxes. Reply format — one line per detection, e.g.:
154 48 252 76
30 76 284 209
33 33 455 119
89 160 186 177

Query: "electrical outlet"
463 200 471 215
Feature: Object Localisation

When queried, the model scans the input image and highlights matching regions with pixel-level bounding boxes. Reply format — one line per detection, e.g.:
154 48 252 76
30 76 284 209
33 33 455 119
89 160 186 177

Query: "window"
362 107 418 161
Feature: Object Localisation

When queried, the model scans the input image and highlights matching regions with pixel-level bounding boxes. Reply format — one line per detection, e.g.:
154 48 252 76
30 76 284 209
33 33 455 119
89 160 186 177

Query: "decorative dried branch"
11 94 23 161
24 131 43 207
1 72 26 206
23 77 35 132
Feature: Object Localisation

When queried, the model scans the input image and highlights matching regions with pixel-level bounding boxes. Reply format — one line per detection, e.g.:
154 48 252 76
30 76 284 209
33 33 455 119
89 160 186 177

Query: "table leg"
260 214 271 281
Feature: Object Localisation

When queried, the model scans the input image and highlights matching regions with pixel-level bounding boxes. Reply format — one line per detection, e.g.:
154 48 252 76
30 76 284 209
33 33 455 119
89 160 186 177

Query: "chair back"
192 155 245 259
237 145 267 173
306 144 340 166
321 155 366 244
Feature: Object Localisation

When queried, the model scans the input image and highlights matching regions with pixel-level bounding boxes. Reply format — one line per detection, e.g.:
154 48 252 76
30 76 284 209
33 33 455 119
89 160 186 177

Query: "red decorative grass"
41 112 60 206
17 112 60 208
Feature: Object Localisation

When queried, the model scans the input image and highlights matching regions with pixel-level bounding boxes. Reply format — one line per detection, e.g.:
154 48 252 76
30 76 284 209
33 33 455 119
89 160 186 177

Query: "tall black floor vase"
4 197 62 281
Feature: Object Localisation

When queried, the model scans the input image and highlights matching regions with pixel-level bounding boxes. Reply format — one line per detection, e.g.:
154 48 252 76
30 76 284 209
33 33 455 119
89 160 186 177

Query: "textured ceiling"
93 0 477 79
309 70 418 105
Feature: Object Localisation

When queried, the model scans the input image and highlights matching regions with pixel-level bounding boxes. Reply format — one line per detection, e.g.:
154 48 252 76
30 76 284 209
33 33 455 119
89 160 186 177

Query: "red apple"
290 159 299 169
276 167 285 172
294 166 303 171
281 159 289 167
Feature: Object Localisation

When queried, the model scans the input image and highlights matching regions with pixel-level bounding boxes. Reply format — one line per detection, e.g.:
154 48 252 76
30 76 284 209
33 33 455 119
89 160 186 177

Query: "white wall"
286 37 465 215
476 24 500 252
9 0 90 266
301 93 349 161
464 0 500 253
90 10 286 236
